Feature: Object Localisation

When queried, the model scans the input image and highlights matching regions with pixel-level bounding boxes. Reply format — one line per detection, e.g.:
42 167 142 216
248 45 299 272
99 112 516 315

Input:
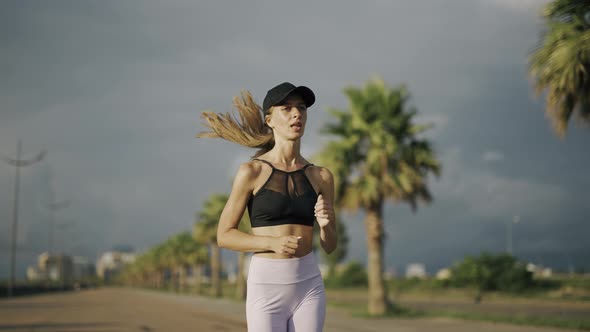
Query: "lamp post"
507 215 520 255
44 179 70 256
1 140 46 297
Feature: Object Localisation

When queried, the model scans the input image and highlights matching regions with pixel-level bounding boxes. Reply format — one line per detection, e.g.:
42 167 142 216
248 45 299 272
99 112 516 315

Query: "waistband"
247 251 322 284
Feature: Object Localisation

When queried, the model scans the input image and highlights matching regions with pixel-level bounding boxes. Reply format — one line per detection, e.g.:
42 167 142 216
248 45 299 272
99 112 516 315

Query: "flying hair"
197 90 275 158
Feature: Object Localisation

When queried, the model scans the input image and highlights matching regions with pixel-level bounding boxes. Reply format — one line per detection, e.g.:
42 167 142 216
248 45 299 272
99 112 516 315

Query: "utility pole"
507 215 520 255
44 170 70 255
47 199 70 255
1 140 45 297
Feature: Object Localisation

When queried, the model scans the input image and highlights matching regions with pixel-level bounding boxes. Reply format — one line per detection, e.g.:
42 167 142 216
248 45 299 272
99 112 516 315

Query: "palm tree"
167 232 208 293
193 193 228 298
528 0 590 137
157 243 176 290
130 255 151 287
147 243 169 289
163 236 183 292
317 78 441 315
182 235 209 295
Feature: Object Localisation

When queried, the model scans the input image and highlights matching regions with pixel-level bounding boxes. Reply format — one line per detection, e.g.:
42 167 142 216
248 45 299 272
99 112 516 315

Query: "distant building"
26 252 74 283
526 263 553 278
436 268 452 280
96 251 136 282
405 263 426 278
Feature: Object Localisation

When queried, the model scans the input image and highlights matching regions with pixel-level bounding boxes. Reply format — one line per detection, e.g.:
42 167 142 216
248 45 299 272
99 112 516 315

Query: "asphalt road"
0 287 583 332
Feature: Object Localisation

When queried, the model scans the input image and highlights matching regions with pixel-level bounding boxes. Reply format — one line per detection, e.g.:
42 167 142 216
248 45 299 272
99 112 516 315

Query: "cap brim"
273 86 315 109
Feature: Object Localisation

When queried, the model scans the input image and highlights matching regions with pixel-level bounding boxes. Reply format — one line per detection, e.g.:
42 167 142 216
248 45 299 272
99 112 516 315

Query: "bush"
325 261 368 288
450 252 534 293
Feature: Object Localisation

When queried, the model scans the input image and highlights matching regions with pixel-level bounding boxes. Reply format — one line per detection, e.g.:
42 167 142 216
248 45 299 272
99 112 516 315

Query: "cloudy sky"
1 0 589 279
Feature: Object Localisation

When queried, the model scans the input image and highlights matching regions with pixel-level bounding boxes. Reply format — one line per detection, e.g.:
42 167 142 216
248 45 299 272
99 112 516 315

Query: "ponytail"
197 90 274 158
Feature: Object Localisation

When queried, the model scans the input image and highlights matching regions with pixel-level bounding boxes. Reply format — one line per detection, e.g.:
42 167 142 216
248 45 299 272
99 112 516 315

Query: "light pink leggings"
246 252 326 332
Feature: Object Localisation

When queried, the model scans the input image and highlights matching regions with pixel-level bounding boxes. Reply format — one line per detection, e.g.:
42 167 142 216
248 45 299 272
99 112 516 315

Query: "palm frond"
319 77 440 213
528 0 590 137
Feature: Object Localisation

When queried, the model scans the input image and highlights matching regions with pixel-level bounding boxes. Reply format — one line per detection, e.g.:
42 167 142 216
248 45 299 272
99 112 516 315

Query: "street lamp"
1 140 46 297
43 180 70 256
507 215 520 255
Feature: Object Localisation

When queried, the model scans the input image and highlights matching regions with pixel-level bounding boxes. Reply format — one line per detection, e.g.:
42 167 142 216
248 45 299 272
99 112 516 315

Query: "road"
0 287 583 332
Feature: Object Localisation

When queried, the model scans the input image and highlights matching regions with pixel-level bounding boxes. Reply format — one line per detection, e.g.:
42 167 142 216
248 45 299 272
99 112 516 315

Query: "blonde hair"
197 90 275 158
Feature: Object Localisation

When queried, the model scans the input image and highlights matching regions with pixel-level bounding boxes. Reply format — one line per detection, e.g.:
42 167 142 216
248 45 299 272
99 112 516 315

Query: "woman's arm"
216 162 300 255
315 167 338 254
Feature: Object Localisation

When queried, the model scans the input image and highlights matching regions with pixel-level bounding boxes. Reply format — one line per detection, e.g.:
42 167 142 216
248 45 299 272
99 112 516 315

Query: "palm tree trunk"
174 266 182 292
193 264 203 295
157 270 164 289
365 201 388 315
172 266 179 292
235 252 246 300
179 266 186 293
210 242 222 297
152 271 158 288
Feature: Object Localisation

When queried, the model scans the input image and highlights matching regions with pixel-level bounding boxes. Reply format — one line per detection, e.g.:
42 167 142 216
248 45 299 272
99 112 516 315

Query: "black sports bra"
247 158 318 228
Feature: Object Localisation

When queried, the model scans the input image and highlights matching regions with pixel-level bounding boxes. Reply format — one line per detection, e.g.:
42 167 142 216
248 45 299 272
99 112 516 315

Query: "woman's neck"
267 138 302 166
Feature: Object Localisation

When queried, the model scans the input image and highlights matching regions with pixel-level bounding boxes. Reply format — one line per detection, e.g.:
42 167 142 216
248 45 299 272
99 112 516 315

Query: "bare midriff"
251 223 314 259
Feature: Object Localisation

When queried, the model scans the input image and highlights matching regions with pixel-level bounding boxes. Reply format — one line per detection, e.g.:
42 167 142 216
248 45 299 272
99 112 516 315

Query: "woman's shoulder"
305 163 333 184
236 159 265 179
230 160 266 192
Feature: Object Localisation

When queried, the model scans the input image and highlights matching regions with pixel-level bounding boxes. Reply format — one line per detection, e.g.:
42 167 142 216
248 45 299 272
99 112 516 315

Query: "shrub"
450 252 534 293
325 261 368 288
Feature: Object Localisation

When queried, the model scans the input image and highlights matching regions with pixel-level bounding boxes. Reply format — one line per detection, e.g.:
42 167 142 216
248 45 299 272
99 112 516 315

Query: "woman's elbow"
217 229 228 248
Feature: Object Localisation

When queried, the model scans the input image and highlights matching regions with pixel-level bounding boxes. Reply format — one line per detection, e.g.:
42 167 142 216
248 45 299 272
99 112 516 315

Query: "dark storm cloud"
1 0 588 279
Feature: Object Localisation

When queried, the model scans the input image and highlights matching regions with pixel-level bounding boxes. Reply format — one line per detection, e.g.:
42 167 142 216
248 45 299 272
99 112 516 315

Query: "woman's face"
266 94 308 140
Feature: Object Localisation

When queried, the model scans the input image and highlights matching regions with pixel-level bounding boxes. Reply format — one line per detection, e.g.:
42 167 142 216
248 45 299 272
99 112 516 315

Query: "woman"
198 82 337 331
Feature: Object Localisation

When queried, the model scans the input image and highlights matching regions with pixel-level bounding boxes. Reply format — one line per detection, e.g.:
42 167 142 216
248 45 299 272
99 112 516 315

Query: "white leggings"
246 252 326 332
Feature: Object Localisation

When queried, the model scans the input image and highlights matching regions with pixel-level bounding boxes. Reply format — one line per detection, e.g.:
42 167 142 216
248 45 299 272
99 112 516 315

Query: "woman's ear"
265 114 273 129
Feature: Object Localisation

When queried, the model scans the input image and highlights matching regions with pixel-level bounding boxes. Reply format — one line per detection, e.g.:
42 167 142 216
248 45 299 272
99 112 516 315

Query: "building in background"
436 267 452 280
405 263 427 278
96 251 136 282
527 262 553 278
27 252 73 283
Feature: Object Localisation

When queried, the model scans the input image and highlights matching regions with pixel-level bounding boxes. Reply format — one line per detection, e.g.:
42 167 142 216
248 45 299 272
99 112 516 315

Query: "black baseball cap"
262 82 315 114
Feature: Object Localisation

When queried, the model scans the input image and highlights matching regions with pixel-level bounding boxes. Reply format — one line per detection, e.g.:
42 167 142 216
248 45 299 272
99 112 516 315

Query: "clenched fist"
314 194 334 228
272 235 300 257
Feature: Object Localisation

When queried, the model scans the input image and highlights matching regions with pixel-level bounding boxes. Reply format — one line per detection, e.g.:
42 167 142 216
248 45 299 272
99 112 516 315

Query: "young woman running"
198 82 337 331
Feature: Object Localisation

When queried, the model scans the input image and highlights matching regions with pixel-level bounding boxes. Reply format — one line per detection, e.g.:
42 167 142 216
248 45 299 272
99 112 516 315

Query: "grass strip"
435 310 590 331
327 300 590 330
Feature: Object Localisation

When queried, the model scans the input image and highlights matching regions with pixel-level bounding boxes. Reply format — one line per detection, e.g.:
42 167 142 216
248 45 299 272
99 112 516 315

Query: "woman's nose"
291 108 302 118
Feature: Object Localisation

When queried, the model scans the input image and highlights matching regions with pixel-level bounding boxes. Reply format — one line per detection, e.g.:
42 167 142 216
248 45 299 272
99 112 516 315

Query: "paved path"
0 287 582 332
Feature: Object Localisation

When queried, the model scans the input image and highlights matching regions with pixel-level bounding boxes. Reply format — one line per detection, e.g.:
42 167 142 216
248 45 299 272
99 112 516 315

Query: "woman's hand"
272 235 300 256
314 194 334 228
